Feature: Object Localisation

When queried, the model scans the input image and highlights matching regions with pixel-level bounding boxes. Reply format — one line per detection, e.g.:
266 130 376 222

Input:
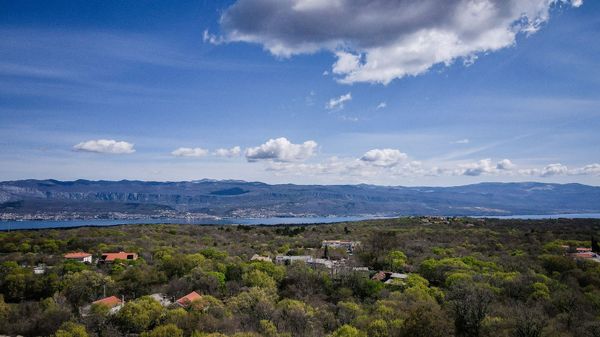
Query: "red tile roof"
92 296 122 308
101 252 138 262
176 291 202 307
64 252 92 259
574 252 595 259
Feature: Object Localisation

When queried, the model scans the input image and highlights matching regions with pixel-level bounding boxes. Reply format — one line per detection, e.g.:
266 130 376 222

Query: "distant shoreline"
2 213 600 231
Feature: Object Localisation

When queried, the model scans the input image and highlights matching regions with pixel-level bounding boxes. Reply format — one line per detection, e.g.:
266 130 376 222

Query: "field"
1 217 600 337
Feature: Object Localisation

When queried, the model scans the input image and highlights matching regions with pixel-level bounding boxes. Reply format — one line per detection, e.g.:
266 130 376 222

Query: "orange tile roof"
92 296 122 308
64 252 92 259
176 291 202 307
101 252 138 261
574 252 595 258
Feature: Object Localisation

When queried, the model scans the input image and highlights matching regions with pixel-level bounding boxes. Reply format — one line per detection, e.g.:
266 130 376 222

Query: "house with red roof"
64 252 93 263
572 252 600 263
100 252 138 263
175 291 202 308
90 296 124 314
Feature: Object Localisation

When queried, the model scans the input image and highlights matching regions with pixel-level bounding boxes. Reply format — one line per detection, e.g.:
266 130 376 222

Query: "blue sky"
0 0 599 185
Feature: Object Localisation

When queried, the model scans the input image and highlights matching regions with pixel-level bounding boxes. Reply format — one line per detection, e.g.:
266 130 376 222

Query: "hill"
1 179 599 219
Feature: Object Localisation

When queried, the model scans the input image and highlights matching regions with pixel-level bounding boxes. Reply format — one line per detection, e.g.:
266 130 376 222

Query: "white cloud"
571 0 584 7
456 158 516 176
215 146 242 158
452 138 470 144
73 139 135 154
171 147 209 157
519 163 569 177
245 137 317 162
571 163 600 175
460 159 496 176
326 92 352 110
496 159 515 170
376 102 387 110
260 147 600 182
216 0 583 84
360 149 408 167
540 163 569 177
332 51 361 75
202 30 224 45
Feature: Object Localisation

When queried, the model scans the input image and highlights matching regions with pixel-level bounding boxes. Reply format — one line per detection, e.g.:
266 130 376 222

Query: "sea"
1 214 600 231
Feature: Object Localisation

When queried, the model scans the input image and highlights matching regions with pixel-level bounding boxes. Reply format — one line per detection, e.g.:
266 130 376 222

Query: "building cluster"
321 240 361 254
81 291 203 316
26 250 138 275
269 240 370 275
275 255 338 270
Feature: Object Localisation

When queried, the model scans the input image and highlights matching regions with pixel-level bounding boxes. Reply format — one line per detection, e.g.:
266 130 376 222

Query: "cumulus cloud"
326 93 352 110
458 158 515 176
262 148 600 182
215 0 583 84
171 147 209 157
360 149 408 167
376 102 387 110
496 159 515 170
215 146 242 158
246 137 317 162
73 139 135 154
571 163 600 175
519 163 568 177
461 159 496 176
540 163 569 177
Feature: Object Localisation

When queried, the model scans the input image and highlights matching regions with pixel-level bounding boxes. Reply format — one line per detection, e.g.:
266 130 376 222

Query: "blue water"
481 213 600 220
0 216 374 231
1 213 600 231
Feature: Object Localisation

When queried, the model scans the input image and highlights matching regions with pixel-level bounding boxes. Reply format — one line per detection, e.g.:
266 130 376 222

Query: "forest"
1 217 600 337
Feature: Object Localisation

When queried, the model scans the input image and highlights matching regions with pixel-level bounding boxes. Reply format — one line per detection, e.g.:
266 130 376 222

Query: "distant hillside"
1 179 599 219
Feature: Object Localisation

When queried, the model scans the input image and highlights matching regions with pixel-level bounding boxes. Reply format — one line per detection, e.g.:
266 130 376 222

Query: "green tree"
115 296 164 333
399 300 451 337
387 250 407 272
0 295 9 329
275 299 314 336
259 319 278 337
449 283 492 337
512 304 546 337
141 324 184 337
117 263 166 298
244 270 277 291
62 270 114 308
229 287 276 330
367 319 388 337
52 322 89 337
336 301 362 325
329 324 366 337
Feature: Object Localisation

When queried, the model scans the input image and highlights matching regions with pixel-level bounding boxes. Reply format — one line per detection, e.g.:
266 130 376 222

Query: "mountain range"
1 179 599 220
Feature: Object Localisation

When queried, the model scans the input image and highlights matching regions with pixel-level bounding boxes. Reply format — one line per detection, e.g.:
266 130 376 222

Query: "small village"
45 238 416 319
2 218 600 337
18 232 600 324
